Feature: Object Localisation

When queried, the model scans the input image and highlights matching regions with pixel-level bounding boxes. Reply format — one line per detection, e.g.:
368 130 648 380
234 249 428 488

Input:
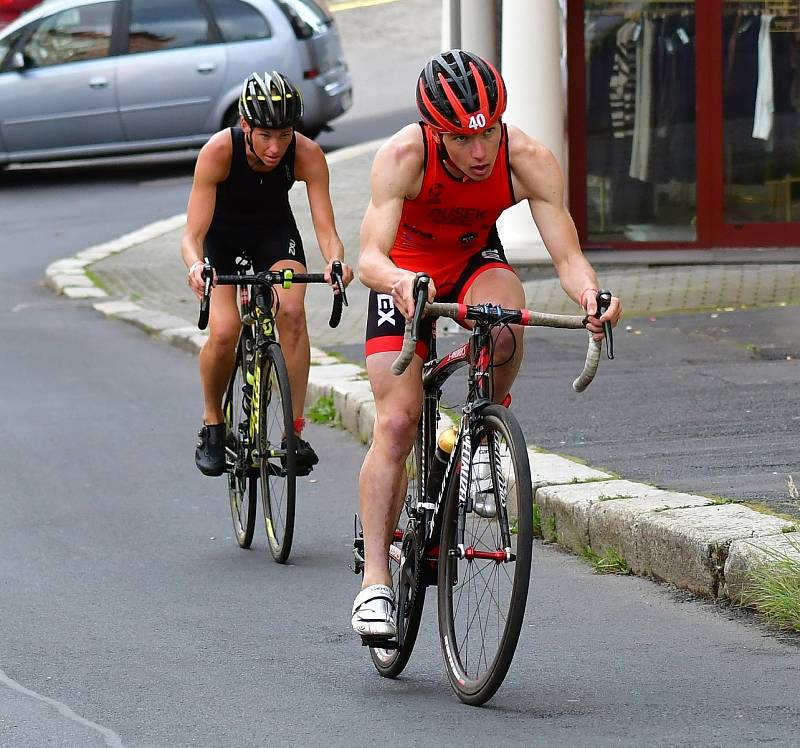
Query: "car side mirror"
10 52 25 71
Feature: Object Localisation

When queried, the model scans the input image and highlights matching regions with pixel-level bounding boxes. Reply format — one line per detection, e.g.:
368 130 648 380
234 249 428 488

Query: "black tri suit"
204 126 306 273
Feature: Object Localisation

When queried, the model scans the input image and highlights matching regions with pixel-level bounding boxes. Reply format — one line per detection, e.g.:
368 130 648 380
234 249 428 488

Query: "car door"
115 0 226 142
0 1 124 155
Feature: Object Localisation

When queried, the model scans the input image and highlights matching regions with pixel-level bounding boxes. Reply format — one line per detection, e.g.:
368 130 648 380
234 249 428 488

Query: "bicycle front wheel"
226 332 257 549
437 404 533 705
257 344 296 564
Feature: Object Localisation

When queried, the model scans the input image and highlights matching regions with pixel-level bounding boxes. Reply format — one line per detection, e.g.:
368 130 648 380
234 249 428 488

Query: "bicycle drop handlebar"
391 274 614 392
197 258 347 331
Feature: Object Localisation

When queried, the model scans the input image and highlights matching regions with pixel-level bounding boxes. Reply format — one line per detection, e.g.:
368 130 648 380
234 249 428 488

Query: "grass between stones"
308 394 337 425
582 546 632 575
744 538 800 632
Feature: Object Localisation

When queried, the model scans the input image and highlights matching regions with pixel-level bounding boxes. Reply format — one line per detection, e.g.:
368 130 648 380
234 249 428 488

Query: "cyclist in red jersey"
351 50 622 639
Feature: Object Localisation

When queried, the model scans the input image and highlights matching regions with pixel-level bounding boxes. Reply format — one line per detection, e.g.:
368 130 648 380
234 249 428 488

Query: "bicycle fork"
450 415 516 565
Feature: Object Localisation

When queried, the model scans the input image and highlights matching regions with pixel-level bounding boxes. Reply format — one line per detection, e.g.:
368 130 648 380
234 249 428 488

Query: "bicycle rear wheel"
369 432 427 677
257 343 296 564
437 404 533 705
225 332 257 549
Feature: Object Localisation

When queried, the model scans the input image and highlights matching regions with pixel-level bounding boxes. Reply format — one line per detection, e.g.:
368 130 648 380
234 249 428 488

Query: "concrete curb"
44 155 800 629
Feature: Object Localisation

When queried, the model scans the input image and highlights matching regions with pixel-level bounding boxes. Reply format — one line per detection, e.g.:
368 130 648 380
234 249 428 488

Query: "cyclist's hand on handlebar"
581 288 622 342
391 270 436 320
324 259 353 291
187 259 215 300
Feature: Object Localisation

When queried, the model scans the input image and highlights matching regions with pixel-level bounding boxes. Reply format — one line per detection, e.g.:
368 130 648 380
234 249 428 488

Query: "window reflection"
585 1 697 242
128 0 211 54
23 3 114 68
723 1 800 223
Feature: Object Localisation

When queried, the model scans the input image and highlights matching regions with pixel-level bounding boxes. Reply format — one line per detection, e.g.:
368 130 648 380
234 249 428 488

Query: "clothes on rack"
585 7 697 191
723 8 800 183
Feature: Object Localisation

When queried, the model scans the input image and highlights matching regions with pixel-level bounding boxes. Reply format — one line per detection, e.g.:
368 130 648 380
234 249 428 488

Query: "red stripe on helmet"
471 61 490 122
418 79 456 132
485 59 506 125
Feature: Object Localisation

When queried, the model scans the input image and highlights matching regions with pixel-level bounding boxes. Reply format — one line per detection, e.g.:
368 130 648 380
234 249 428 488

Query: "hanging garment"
610 20 637 140
630 17 655 181
753 14 774 141
586 15 624 177
723 12 763 184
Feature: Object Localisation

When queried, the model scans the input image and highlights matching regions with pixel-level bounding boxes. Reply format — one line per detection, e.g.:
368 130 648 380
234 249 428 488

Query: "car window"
206 0 271 42
0 26 25 67
128 0 212 54
21 2 115 68
276 0 331 39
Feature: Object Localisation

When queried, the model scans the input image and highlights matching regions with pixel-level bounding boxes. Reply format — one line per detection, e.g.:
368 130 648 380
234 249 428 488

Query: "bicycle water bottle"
426 425 457 501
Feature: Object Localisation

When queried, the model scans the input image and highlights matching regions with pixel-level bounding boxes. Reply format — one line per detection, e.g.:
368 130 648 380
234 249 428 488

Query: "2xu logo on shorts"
288 238 296 256
376 294 395 327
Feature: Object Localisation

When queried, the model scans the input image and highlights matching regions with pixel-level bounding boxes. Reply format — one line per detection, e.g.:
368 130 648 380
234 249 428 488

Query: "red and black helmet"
416 49 507 135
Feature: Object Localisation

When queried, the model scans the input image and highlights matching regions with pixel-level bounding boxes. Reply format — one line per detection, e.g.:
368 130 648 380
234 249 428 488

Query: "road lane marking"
329 0 402 11
0 667 126 748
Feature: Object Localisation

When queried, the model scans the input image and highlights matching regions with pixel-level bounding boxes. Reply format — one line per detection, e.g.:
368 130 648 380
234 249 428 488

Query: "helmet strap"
244 128 266 167
436 138 470 183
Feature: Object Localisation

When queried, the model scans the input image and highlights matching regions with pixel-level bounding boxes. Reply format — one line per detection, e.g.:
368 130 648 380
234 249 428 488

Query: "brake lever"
410 274 430 342
197 257 213 330
331 260 348 306
597 289 614 360
327 261 345 329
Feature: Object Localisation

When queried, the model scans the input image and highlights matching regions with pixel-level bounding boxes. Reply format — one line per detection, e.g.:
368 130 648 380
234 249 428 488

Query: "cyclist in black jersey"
183 71 353 477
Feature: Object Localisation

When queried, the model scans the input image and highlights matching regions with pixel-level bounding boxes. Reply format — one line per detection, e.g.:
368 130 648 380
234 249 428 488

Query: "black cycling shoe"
296 437 319 473
280 435 319 477
195 423 227 476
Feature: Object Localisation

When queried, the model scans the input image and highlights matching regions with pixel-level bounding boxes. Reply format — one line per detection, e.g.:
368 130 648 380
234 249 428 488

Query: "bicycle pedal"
360 637 399 650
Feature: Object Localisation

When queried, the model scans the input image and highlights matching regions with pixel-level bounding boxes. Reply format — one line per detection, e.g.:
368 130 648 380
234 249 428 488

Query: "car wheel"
298 125 322 140
223 104 240 130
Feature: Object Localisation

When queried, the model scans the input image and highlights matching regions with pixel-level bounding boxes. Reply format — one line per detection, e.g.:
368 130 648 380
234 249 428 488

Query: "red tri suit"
391 121 517 296
365 121 519 358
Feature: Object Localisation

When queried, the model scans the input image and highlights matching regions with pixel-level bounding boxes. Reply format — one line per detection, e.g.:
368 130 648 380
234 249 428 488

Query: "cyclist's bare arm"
182 132 232 297
507 126 621 335
294 134 353 287
358 125 436 319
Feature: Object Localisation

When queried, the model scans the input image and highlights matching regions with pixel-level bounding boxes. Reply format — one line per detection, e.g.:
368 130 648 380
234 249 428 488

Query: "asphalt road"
1 301 798 745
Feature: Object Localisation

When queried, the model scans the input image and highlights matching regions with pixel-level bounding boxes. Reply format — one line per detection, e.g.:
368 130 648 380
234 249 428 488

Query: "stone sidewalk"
44 137 800 629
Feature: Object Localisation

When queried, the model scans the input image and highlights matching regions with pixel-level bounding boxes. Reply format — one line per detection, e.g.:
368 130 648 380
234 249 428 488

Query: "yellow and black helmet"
238 71 303 130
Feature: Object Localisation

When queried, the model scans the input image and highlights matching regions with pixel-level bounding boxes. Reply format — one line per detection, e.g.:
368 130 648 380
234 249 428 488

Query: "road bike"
353 275 613 704
198 257 346 563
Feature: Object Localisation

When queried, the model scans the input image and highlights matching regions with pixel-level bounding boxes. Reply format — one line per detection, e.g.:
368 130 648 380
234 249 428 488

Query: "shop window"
584 1 697 242
723 1 800 224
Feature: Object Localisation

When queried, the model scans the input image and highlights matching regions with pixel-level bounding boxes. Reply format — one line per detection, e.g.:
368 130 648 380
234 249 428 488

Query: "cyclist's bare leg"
200 284 240 424
272 259 310 426
463 267 526 402
359 351 424 589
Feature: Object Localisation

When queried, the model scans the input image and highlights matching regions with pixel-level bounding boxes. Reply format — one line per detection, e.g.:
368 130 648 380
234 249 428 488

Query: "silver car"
0 0 352 165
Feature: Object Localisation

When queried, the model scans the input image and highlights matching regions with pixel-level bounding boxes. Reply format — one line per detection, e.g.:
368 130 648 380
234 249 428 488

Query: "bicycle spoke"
226 337 256 549
259 348 296 563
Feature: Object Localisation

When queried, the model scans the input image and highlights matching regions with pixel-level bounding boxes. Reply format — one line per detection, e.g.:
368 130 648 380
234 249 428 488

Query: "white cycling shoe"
351 584 396 639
